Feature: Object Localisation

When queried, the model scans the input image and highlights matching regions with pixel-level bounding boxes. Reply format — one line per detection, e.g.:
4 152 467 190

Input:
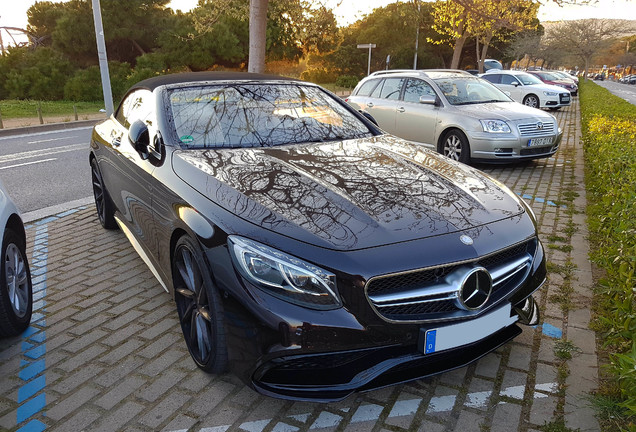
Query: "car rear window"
168 83 374 149
355 79 380 96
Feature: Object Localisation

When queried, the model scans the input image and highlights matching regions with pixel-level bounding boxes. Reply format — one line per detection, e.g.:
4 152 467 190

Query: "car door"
498 74 523 102
394 78 438 149
98 89 158 256
363 78 405 134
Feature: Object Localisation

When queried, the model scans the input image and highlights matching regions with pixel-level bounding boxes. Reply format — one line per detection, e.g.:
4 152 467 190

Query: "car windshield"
168 83 373 148
516 73 544 85
538 72 559 81
432 77 510 105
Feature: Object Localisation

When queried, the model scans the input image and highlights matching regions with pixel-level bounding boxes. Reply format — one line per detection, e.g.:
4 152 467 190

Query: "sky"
1 0 635 46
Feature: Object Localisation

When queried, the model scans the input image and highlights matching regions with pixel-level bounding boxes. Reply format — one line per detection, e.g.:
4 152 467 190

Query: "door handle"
397 107 405 113
367 102 374 108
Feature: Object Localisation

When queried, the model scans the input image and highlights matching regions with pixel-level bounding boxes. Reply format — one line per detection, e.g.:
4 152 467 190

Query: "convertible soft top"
131 71 301 92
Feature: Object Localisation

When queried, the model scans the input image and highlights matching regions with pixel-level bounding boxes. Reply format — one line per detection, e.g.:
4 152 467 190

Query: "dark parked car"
526 71 578 96
0 181 32 337
89 72 545 401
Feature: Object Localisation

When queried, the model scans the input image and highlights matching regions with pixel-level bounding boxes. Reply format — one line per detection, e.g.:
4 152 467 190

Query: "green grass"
0 100 105 119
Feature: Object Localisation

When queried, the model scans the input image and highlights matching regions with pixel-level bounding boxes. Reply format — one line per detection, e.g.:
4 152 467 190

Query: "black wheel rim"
4 243 29 318
174 245 213 365
91 162 105 223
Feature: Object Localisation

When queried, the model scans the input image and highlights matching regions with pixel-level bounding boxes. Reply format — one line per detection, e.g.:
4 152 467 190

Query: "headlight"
557 84 567 89
228 236 341 310
480 119 511 133
543 91 557 96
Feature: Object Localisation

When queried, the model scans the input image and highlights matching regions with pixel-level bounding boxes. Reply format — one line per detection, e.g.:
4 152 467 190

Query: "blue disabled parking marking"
16 223 50 429
517 193 566 208
542 323 563 338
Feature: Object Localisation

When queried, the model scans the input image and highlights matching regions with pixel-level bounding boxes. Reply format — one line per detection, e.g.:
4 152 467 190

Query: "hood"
172 136 524 251
455 102 554 122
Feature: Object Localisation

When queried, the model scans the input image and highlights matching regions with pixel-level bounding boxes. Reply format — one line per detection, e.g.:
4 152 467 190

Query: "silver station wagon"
346 70 563 164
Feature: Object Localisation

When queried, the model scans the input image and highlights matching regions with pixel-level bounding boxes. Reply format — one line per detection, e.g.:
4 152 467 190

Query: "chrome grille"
366 239 536 323
518 121 555 137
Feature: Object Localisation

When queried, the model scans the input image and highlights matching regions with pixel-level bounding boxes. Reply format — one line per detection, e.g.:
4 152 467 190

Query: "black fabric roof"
131 71 301 91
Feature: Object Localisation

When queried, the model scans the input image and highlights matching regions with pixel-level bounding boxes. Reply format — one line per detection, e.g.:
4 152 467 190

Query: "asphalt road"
0 126 94 216
594 79 636 105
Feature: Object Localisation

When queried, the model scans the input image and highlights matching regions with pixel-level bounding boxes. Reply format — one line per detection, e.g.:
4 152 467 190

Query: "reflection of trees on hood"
178 138 520 249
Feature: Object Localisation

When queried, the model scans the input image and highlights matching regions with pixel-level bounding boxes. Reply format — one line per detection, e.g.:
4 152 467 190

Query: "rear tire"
440 129 471 164
0 229 32 337
173 235 228 373
91 158 117 230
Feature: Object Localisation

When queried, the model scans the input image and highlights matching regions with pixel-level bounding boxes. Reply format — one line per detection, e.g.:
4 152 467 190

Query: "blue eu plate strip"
425 330 437 354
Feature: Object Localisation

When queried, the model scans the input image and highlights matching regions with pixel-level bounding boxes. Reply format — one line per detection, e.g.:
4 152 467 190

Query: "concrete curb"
0 119 101 138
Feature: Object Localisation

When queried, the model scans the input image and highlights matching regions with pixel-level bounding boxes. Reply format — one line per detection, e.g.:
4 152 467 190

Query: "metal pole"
91 0 114 116
413 2 420 69
367 46 372 76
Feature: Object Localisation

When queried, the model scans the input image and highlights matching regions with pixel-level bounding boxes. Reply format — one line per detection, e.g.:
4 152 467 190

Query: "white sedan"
481 70 571 110
0 180 32 337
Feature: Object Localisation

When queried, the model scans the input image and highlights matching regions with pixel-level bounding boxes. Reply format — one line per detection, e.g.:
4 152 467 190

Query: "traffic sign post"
357 44 377 76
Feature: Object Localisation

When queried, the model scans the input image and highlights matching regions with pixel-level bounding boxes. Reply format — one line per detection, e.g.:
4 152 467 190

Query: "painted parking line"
181 381 559 432
16 223 49 432
517 192 566 208
14 206 87 432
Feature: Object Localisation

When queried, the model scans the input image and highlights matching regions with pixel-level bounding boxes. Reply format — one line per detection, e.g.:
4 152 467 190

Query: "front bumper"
468 128 563 163
206 228 547 401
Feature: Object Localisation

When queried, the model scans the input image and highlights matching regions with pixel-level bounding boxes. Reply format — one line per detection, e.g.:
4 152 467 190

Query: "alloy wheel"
524 95 539 108
174 244 214 365
4 243 29 318
443 134 462 161
91 162 106 224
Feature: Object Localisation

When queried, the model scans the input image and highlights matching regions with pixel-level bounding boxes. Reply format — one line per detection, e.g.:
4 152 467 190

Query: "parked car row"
619 74 636 84
480 70 571 110
87 70 547 401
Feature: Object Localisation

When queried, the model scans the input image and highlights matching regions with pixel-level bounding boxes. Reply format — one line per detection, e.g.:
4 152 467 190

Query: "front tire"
523 94 540 108
440 129 471 164
173 235 228 373
91 158 117 230
0 229 32 337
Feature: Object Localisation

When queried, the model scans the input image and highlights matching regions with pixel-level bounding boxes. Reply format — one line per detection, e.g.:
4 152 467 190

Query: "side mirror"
419 95 437 105
512 82 519 87
129 120 150 160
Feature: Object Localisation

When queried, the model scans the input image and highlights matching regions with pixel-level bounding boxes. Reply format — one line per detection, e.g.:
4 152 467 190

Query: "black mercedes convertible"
89 72 545 401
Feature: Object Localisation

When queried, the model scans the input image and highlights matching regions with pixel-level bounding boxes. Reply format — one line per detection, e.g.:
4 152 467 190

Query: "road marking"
27 136 76 144
181 381 559 431
0 144 84 164
0 158 57 170
16 223 49 431
0 126 93 141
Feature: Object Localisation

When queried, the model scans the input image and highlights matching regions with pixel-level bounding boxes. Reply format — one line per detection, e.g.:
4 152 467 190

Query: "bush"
580 80 636 416
64 61 131 103
0 46 75 100
335 75 359 89
300 67 337 84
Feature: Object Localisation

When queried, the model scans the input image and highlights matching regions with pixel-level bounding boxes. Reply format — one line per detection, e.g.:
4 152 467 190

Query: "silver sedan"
0 180 32 337
346 70 563 164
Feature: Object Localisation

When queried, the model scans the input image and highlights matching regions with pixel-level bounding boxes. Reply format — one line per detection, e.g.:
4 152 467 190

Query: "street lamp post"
357 43 376 76
91 0 114 116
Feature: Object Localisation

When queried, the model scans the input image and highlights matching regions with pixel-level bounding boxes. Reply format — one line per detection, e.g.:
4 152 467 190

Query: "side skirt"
114 215 169 293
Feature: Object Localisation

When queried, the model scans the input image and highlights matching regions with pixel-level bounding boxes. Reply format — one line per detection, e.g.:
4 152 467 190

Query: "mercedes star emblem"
457 267 493 310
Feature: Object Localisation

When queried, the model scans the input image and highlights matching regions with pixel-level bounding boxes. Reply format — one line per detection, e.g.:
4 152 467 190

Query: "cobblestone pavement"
0 97 600 432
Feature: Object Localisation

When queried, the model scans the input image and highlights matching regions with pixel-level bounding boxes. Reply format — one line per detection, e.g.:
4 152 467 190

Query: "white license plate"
528 137 553 147
421 303 517 355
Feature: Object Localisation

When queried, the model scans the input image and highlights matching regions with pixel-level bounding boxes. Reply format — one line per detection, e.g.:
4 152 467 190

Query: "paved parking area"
0 98 600 432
